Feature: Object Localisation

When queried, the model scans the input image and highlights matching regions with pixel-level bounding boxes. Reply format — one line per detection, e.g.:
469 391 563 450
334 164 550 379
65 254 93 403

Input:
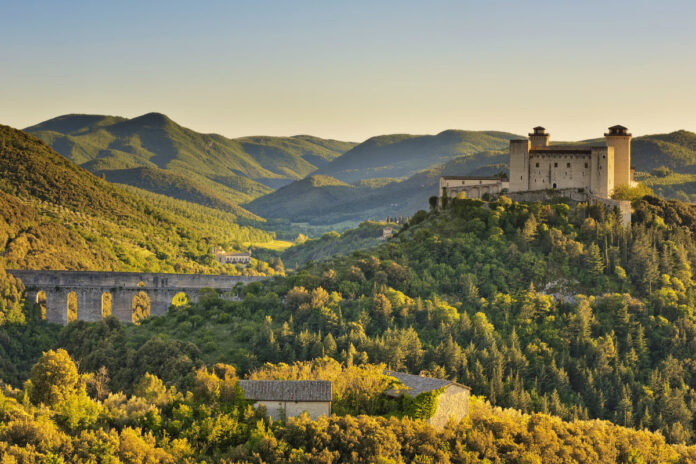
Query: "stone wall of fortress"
506 189 631 226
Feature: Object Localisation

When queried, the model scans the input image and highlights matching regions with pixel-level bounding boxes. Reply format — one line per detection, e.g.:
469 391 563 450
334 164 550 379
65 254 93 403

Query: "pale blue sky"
1 0 695 141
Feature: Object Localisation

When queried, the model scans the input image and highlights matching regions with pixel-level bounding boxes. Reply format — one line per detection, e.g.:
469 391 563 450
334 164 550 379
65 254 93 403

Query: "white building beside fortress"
439 125 634 202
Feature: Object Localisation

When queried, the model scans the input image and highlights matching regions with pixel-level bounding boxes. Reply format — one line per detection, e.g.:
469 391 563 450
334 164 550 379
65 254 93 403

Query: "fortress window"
536 162 539 167
554 162 558 167
585 163 588 168
567 162 571 168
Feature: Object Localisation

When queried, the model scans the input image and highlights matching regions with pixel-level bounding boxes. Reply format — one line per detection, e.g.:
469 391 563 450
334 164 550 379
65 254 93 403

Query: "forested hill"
5 190 696 453
0 124 277 273
633 130 696 172
5 194 696 459
25 113 356 207
245 150 507 225
313 129 517 183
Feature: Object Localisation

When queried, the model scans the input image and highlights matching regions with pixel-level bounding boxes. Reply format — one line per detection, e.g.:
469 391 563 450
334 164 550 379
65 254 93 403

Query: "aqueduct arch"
8 270 265 325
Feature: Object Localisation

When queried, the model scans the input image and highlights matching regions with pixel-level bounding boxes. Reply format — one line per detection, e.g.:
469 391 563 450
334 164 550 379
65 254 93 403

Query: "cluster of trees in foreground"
1 348 694 463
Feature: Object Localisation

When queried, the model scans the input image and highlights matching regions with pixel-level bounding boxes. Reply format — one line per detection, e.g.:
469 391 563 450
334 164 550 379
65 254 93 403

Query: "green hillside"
6 193 696 459
0 124 273 273
25 113 356 206
98 166 260 213
279 221 390 268
313 129 517 183
246 150 507 225
632 130 696 172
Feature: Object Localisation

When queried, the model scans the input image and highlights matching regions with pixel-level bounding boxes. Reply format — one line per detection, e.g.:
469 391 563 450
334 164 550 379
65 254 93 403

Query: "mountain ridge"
25 113 357 208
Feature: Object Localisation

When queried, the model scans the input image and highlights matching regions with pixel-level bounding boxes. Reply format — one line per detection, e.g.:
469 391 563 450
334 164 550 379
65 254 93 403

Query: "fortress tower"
604 125 632 189
529 126 550 147
506 125 630 199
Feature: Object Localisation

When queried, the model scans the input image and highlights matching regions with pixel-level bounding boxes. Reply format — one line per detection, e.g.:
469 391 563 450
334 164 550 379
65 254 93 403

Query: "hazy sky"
1 0 695 142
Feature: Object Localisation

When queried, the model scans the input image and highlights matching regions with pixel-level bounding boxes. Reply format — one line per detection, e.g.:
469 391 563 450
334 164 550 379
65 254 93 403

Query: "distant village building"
213 246 251 266
238 380 332 420
385 371 471 429
380 226 394 240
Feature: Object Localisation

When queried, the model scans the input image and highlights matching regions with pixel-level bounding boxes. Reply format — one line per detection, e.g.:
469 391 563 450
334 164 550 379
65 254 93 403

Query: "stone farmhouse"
439 125 634 202
238 380 332 420
385 371 471 429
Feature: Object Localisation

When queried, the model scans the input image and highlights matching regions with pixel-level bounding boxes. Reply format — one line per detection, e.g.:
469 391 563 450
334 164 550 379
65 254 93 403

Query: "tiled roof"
384 371 470 397
239 380 332 402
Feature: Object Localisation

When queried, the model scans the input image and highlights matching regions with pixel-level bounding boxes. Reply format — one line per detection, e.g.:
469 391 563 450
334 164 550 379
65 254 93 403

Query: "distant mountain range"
25 113 355 208
23 113 696 228
245 150 507 225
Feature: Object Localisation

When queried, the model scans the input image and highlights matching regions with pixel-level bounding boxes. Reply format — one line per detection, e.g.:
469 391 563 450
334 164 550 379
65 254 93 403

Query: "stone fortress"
440 125 635 207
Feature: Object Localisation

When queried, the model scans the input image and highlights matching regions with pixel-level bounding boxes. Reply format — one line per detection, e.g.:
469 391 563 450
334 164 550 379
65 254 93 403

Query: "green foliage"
29 349 79 406
0 356 695 463
0 263 25 326
402 388 443 420
612 183 654 201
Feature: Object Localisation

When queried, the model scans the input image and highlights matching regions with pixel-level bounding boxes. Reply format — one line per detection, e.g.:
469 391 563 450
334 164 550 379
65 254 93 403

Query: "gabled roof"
239 380 332 402
384 371 470 397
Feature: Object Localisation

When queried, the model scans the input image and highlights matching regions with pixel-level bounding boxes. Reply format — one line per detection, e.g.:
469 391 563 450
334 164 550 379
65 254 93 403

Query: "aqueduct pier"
7 270 267 325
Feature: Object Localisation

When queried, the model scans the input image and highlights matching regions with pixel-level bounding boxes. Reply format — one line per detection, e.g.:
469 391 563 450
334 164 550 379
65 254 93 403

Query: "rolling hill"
246 150 507 225
0 124 273 273
312 129 517 183
25 113 356 207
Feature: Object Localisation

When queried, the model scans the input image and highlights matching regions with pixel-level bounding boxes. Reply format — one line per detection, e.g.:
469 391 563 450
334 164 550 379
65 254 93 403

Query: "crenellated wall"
10 270 266 325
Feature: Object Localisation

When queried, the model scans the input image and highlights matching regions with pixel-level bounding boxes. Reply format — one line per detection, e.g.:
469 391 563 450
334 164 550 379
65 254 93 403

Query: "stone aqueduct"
8 270 267 325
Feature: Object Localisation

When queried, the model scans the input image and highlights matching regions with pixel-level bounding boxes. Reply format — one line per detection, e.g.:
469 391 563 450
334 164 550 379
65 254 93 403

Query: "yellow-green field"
245 240 294 251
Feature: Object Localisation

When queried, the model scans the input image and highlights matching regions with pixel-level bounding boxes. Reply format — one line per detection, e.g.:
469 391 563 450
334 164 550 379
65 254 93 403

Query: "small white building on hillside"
238 380 332 420
385 371 471 429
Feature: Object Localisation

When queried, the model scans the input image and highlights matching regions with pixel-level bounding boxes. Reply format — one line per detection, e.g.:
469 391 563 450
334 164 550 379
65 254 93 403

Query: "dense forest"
0 348 693 462
5 190 696 460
